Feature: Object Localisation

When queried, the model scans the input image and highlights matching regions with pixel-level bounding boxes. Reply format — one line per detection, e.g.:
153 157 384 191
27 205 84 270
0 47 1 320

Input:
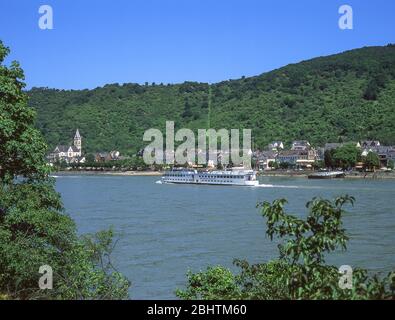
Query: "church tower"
74 129 82 151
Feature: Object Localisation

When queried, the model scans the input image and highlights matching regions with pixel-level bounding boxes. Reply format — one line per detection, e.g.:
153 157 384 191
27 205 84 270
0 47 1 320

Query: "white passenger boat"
162 168 259 186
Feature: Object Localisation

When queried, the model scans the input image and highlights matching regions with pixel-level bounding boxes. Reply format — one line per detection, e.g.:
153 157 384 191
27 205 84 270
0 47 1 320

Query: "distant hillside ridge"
28 44 395 155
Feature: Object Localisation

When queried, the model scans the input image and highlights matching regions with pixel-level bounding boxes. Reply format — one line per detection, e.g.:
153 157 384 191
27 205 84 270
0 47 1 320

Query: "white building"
48 129 83 163
291 140 311 151
268 141 284 151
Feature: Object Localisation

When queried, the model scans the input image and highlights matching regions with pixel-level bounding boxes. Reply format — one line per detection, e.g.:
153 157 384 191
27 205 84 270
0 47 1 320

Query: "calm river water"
54 175 395 299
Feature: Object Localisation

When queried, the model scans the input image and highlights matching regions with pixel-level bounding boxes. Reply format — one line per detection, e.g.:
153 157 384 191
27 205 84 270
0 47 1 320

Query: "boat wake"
50 175 80 179
155 180 163 184
254 184 300 189
253 184 326 190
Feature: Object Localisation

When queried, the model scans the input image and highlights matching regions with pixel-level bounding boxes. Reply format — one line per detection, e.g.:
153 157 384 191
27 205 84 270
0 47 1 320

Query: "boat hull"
162 179 259 187
308 172 345 179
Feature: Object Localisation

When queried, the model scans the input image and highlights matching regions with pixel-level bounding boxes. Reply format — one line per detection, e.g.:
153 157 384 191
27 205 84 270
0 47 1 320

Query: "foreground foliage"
177 196 395 300
0 41 130 299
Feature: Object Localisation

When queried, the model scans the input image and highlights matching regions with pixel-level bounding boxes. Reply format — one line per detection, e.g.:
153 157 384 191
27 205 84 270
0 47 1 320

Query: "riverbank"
258 170 395 179
52 170 395 179
52 170 162 176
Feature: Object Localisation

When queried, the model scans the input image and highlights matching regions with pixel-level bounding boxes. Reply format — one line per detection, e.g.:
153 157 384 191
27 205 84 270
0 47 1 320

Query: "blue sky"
0 0 394 89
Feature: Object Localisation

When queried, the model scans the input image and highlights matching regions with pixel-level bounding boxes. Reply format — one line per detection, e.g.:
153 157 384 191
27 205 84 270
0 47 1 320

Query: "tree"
85 153 95 164
324 149 335 169
182 99 193 119
176 266 241 300
279 162 290 170
363 72 387 101
332 143 361 169
313 160 324 170
363 79 379 100
0 44 48 183
363 151 380 171
177 196 395 300
388 160 394 170
0 41 130 299
268 161 279 170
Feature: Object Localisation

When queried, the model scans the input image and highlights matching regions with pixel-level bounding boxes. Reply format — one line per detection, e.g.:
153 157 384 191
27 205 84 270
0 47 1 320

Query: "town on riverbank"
47 130 395 179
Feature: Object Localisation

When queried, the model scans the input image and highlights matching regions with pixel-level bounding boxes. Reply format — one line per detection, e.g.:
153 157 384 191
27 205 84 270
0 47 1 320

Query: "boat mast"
206 86 212 169
207 85 212 130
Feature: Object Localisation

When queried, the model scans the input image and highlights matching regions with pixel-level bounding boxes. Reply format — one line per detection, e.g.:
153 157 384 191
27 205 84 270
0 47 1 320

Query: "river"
54 175 395 299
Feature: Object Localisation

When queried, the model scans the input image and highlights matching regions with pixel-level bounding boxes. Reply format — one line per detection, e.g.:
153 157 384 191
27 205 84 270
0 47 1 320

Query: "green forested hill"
28 45 395 154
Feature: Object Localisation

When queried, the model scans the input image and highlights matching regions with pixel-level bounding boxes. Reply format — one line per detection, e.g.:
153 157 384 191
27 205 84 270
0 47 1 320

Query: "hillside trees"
28 45 395 153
